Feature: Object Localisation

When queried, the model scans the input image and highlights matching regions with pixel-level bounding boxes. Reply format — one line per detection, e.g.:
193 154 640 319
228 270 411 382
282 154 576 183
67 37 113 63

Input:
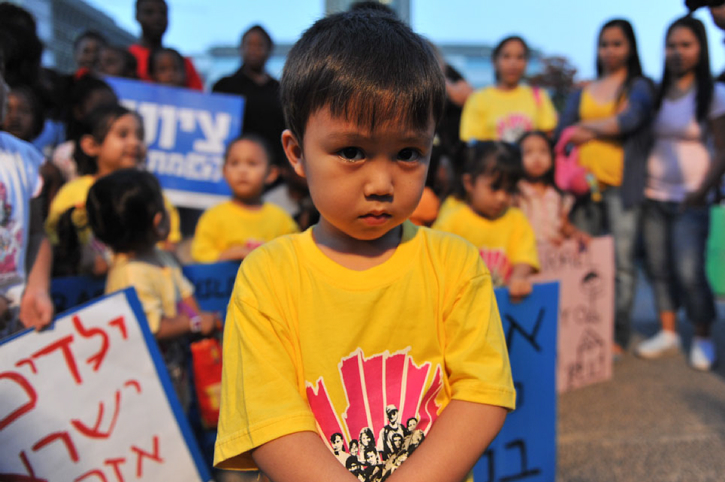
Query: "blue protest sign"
105 77 244 209
473 282 558 482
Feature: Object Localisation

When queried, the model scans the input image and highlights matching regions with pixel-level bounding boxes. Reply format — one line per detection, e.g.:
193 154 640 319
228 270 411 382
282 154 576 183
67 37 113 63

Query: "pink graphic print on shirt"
306 348 443 482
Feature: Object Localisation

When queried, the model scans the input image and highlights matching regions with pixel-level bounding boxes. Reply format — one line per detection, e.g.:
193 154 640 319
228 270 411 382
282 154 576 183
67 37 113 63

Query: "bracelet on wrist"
190 315 203 333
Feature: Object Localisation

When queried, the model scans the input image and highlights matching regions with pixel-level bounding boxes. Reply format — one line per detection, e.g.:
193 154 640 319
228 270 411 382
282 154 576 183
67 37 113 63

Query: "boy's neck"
140 36 163 50
312 219 403 271
231 195 264 209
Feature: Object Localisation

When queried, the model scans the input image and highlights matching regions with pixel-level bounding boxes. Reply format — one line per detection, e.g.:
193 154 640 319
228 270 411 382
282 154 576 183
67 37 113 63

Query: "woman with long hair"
635 16 725 370
556 19 656 357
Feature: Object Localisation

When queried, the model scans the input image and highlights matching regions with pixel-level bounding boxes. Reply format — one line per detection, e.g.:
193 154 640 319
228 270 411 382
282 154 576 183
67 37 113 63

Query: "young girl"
433 141 539 300
46 104 180 275
556 19 655 355
459 35 558 143
636 16 725 371
515 131 586 245
87 168 217 407
191 135 298 263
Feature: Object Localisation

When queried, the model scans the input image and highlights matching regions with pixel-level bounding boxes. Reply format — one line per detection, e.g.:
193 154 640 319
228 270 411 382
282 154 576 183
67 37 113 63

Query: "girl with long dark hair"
556 19 656 356
635 16 725 370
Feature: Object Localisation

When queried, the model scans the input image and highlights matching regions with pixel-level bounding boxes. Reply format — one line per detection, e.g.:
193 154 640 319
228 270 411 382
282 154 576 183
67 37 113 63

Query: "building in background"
8 0 135 73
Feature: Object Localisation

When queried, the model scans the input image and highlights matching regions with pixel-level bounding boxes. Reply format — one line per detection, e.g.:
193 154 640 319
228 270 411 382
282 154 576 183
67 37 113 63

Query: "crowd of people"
2 0 725 481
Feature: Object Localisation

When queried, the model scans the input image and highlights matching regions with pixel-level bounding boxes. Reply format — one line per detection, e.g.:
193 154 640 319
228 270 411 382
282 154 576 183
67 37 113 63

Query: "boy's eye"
397 148 421 163
338 147 364 162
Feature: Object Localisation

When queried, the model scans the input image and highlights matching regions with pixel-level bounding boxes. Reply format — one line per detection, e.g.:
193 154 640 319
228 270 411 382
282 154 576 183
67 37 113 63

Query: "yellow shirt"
577 89 624 187
105 250 194 333
191 201 299 263
46 174 182 244
433 205 539 286
214 222 515 476
436 196 465 225
459 85 558 142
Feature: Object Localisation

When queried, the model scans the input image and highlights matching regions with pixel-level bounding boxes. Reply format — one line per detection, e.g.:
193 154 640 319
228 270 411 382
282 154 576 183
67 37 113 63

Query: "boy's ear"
265 165 279 185
462 173 474 194
281 129 306 178
80 135 101 158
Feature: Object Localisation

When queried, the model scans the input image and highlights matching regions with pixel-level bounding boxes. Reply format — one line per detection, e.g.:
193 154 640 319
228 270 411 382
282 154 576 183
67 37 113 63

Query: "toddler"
191 134 298 263
433 141 539 300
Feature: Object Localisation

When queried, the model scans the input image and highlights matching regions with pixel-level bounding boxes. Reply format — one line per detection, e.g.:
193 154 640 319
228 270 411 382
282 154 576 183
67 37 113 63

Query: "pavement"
557 273 725 482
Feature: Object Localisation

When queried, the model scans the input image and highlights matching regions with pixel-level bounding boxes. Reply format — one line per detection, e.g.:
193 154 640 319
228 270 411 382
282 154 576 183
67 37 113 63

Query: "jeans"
571 188 641 347
642 199 716 328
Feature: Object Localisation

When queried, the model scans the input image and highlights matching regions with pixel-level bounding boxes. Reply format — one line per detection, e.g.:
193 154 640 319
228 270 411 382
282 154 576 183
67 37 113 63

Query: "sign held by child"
0 288 211 481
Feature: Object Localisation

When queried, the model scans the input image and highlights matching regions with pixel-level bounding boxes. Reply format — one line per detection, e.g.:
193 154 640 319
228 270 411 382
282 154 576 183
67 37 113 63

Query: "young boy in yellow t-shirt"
433 142 539 301
214 11 515 482
191 134 298 263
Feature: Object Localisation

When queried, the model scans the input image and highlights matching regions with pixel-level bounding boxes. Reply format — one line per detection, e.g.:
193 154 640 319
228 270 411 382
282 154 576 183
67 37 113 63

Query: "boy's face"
282 106 434 242
464 173 513 221
3 91 34 141
75 37 102 71
224 139 274 201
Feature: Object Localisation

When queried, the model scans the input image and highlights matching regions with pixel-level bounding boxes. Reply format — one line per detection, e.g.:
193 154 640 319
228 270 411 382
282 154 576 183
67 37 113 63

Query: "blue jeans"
571 188 641 348
642 200 716 328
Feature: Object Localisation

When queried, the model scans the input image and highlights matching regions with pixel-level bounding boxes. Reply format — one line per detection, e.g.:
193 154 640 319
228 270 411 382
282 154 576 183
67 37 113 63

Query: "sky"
85 0 725 80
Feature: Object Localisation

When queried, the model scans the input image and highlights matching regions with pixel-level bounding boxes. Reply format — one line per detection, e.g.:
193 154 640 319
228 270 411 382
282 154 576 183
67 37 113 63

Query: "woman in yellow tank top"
556 19 656 356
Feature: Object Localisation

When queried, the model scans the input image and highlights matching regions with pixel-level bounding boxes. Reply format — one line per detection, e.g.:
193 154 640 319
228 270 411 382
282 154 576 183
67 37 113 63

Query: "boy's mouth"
359 212 392 226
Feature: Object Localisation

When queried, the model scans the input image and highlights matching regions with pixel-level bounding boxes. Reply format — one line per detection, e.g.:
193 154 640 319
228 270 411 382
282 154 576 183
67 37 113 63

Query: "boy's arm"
508 263 534 303
252 432 359 482
388 400 506 482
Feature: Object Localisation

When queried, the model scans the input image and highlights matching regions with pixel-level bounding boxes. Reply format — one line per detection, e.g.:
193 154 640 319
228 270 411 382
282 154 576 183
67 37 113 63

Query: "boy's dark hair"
87 169 166 253
74 103 139 175
241 25 273 51
51 207 83 277
147 47 185 77
461 141 523 195
103 45 138 78
73 30 107 51
349 1 398 17
224 133 274 167
280 10 445 143
657 16 713 122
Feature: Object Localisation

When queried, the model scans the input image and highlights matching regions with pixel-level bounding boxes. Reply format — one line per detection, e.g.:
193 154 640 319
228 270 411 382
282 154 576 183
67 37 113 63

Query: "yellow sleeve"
443 255 516 410
509 211 540 271
534 88 558 133
107 264 163 333
191 208 222 263
46 182 82 241
163 196 182 244
214 260 317 470
459 90 488 142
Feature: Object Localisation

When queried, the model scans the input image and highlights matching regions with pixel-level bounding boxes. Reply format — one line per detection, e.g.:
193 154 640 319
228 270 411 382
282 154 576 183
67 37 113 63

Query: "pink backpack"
554 127 591 197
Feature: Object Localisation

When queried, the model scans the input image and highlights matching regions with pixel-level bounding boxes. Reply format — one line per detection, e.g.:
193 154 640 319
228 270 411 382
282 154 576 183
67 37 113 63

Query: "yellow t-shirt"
459 85 558 143
577 89 624 187
105 249 194 333
436 196 465 225
432 205 539 286
46 174 182 244
214 222 516 476
191 201 299 263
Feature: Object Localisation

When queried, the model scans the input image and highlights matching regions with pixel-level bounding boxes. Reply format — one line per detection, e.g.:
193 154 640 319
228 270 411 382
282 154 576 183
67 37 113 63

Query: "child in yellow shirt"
214 11 514 482
433 141 539 300
191 134 298 263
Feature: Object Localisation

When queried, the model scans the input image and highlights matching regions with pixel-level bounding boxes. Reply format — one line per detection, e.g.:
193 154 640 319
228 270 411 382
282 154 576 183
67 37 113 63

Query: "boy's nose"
363 166 394 198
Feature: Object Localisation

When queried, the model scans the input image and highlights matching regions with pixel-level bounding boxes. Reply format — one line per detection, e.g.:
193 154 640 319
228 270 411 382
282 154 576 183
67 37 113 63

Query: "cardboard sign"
474 282 558 482
532 236 615 392
106 77 244 209
0 289 212 481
